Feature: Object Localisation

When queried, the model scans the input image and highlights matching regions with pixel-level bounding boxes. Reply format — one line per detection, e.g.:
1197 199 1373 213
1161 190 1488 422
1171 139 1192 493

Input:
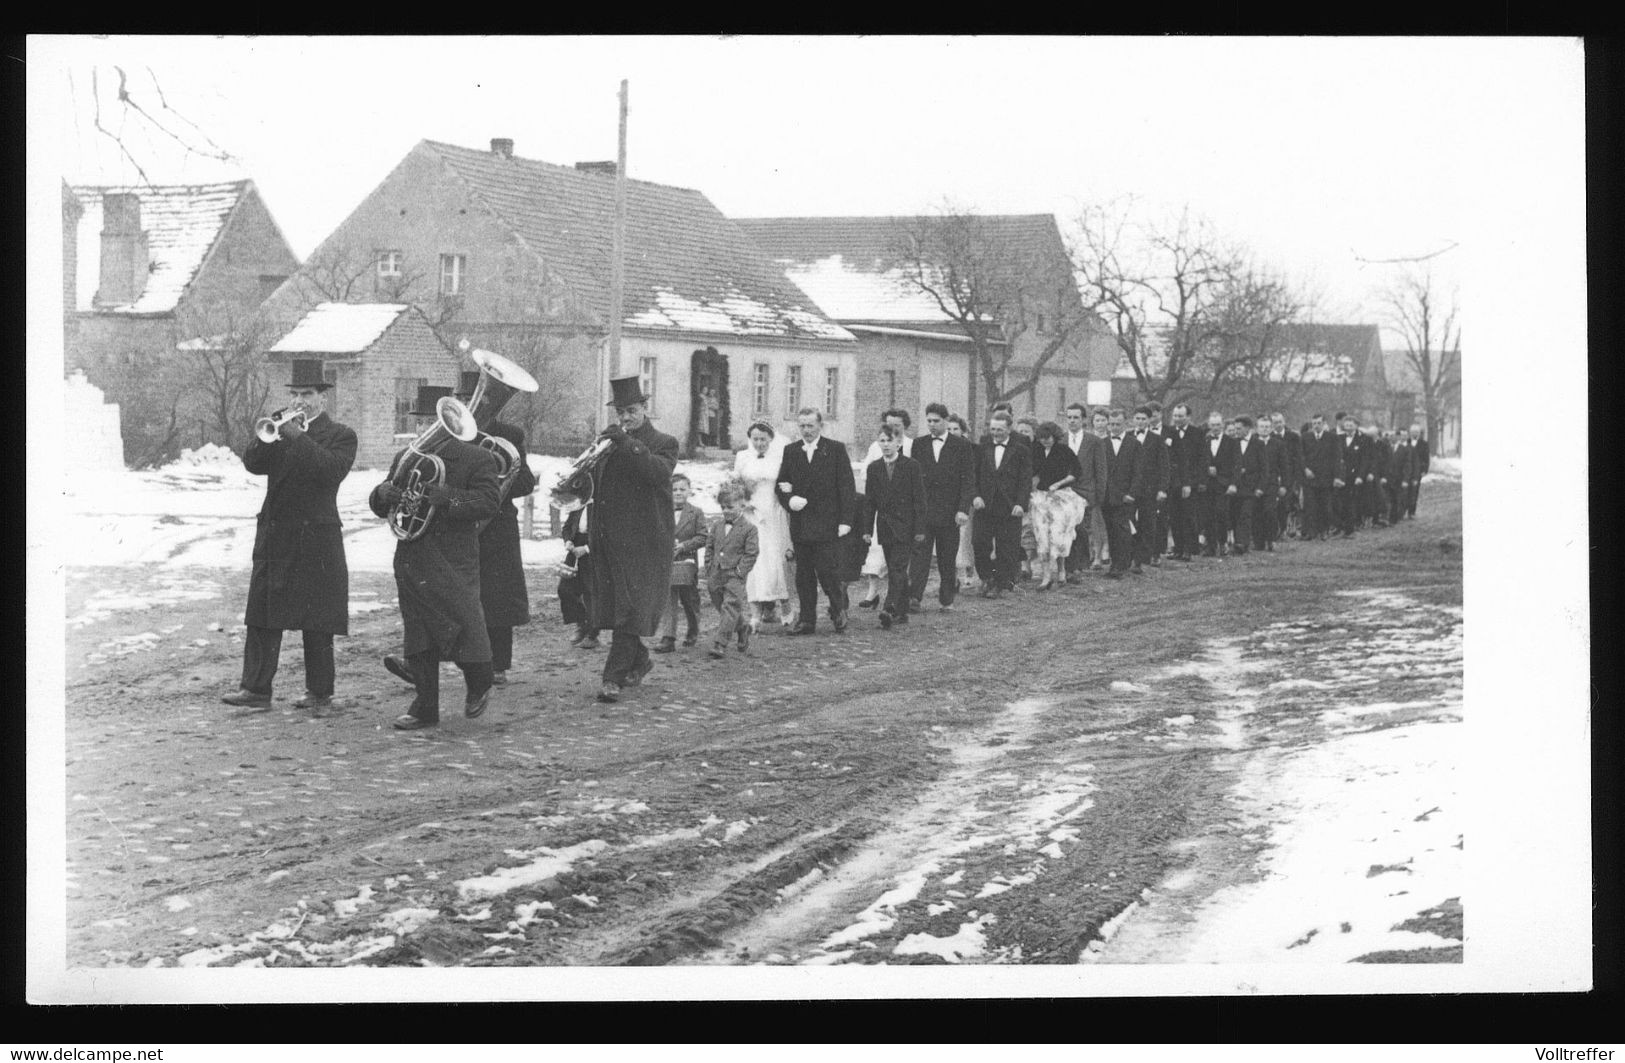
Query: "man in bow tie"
1299 412 1338 540
970 410 1032 598
776 407 856 634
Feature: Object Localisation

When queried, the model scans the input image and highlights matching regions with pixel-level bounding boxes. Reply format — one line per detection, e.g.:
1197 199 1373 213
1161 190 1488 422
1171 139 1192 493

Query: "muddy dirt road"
59 484 1463 970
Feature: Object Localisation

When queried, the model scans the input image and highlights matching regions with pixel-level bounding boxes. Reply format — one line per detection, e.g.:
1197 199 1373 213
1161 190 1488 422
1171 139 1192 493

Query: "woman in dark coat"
586 377 679 702
369 386 502 730
223 359 356 714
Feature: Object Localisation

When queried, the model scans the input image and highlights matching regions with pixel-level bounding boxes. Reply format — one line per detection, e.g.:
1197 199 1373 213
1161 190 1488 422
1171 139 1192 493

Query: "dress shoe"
569 625 589 646
464 687 490 719
831 611 849 633
221 689 271 708
653 637 677 654
978 580 993 598
383 655 417 686
625 655 654 686
393 713 436 731
683 635 698 647
1149 557 1162 567
596 682 621 703
294 692 332 711
491 671 509 686
578 635 601 649
989 585 1005 599
895 612 909 625
940 601 955 612
879 610 893 630
708 646 727 659
910 598 924 612
857 597 880 610
1130 564 1145 575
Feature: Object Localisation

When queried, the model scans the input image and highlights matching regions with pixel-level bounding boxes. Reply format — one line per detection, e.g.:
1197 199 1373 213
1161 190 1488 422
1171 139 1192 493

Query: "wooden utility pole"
606 79 629 382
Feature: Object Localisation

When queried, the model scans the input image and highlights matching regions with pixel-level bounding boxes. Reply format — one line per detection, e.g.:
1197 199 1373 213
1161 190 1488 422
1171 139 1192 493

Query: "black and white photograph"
23 34 1590 1006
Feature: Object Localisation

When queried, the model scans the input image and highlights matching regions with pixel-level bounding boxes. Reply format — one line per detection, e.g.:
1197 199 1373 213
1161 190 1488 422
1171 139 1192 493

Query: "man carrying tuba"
223 359 357 715
455 368 536 686
369 385 502 731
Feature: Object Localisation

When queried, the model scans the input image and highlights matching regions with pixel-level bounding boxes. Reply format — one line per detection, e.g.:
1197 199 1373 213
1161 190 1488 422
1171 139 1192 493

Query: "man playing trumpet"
370 385 503 730
222 359 357 715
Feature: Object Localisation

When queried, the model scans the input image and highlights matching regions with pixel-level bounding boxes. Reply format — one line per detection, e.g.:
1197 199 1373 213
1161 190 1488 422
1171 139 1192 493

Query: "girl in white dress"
733 422 796 629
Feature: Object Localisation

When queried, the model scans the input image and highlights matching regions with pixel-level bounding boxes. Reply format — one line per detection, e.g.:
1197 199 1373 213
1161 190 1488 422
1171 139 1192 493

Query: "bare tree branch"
1354 241 1459 265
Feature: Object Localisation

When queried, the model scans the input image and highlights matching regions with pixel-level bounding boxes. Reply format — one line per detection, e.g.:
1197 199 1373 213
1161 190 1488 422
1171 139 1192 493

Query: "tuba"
388 395 479 541
459 344 541 501
549 436 615 514
254 407 307 444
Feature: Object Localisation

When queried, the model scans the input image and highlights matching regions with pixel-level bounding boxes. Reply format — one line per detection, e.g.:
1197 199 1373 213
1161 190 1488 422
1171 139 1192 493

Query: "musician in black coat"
223 360 357 714
1163 403 1203 561
908 402 977 611
776 407 856 634
1101 409 1150 576
861 426 927 627
370 386 502 730
971 411 1032 596
456 371 536 684
1299 413 1339 540
1194 410 1240 557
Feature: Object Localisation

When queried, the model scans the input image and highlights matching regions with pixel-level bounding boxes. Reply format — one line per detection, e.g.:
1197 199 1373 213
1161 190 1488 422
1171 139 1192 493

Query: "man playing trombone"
222 359 357 715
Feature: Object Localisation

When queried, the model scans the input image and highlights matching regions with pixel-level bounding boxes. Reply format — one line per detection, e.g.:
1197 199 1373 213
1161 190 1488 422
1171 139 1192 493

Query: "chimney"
574 160 618 177
96 192 149 308
490 138 514 159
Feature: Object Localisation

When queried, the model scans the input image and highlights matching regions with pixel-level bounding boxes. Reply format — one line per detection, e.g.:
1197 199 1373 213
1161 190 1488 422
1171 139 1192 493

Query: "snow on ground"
62 445 738 587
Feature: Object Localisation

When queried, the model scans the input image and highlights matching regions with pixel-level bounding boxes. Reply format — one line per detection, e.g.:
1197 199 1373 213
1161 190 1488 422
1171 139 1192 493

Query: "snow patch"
895 913 996 962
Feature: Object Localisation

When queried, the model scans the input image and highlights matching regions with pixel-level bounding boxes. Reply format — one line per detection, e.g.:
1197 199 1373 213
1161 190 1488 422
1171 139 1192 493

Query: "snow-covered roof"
68 181 250 315
269 303 411 355
775 254 956 324
845 323 1002 345
420 140 853 345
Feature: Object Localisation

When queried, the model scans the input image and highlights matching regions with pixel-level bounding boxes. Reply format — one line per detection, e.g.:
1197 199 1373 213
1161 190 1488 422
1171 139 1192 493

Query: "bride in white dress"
733 421 796 629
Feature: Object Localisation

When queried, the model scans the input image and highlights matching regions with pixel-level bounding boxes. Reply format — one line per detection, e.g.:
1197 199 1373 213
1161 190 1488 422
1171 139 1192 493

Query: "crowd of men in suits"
218 359 1432 725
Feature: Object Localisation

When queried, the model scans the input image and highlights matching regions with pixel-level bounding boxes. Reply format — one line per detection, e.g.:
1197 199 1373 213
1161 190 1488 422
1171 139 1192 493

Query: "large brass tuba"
388 395 480 541
458 343 541 501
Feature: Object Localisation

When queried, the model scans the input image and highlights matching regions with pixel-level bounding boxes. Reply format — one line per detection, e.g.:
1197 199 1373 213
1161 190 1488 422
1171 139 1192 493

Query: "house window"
376 250 403 279
638 356 657 415
439 254 465 296
785 365 802 417
824 367 839 419
752 363 770 418
885 369 897 408
395 376 426 434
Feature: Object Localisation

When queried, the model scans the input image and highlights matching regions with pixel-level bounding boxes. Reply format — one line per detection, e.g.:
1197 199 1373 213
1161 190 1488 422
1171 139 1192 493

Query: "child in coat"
557 507 597 649
705 485 759 658
656 473 707 652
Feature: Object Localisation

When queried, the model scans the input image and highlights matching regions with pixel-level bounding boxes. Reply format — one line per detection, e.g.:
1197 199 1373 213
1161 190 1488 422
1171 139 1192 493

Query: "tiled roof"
270 302 411 355
68 181 250 315
421 140 852 344
736 215 1069 326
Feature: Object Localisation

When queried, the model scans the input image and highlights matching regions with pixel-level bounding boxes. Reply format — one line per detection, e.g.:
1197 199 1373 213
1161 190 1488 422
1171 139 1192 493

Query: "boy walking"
657 473 707 652
705 486 759 658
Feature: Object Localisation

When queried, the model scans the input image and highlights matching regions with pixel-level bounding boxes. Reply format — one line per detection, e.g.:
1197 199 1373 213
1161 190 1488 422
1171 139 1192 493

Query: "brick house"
259 139 857 455
265 303 461 469
1111 322 1391 428
63 180 300 463
736 215 1119 436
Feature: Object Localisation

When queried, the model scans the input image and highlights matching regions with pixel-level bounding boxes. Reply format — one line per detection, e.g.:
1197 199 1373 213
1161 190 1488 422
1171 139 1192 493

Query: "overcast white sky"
28 34 1563 335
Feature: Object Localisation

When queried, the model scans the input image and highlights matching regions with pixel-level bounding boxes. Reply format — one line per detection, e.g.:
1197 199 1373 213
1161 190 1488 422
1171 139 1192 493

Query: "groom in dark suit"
776 407 856 634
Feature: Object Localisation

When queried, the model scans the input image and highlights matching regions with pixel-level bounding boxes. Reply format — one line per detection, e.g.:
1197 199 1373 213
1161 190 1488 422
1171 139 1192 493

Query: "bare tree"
1383 266 1461 448
173 307 274 451
1075 203 1243 407
889 205 1093 412
289 245 375 308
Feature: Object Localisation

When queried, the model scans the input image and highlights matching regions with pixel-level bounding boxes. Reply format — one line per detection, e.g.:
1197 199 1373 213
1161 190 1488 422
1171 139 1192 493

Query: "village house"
1383 347 1461 455
62 179 300 463
736 214 1119 436
259 139 857 457
265 303 461 469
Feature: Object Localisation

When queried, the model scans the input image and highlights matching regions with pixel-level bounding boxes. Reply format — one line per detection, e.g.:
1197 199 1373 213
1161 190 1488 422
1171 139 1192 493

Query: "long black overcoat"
242 413 356 634
369 439 501 661
584 419 679 636
478 420 536 628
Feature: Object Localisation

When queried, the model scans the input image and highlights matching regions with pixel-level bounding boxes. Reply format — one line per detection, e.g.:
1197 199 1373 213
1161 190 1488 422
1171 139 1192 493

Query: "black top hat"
606 375 650 408
288 359 333 391
408 385 453 417
454 370 481 399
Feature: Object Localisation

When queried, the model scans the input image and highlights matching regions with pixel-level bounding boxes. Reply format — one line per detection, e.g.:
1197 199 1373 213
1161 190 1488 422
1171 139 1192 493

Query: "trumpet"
549 436 615 514
388 396 479 541
459 344 541 501
255 407 308 444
